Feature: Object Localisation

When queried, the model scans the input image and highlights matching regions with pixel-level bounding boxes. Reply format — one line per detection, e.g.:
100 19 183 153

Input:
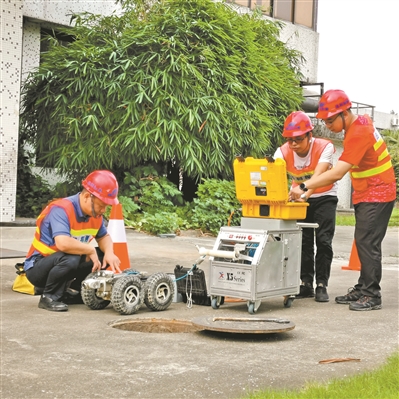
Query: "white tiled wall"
1 0 24 223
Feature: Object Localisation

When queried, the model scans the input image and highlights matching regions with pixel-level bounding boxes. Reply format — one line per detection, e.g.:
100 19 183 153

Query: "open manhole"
109 318 202 333
109 317 295 334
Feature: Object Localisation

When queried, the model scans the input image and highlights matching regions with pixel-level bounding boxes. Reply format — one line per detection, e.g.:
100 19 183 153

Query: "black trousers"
353 200 395 298
26 248 104 301
300 195 338 287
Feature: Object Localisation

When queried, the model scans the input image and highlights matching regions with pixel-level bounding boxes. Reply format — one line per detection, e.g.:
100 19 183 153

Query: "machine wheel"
111 275 143 315
144 273 175 311
248 302 256 314
81 273 110 310
211 296 222 309
284 296 294 308
248 300 261 314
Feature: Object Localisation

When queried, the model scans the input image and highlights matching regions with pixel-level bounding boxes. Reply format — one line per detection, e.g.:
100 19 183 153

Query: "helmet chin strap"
90 195 100 218
340 112 346 132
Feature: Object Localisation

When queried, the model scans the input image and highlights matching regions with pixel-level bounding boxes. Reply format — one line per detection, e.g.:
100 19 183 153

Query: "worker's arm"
289 161 331 202
54 235 102 271
290 160 352 199
97 234 121 273
54 234 121 273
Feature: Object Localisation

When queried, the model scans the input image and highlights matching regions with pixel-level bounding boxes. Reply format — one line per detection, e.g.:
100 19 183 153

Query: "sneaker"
315 285 329 302
295 283 314 299
335 287 362 304
349 296 382 311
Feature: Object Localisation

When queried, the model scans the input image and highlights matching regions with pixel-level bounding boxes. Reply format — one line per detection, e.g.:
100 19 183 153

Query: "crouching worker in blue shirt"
24 170 122 312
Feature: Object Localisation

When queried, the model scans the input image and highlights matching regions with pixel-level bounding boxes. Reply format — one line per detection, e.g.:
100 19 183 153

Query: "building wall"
22 0 121 24
1 0 319 222
277 22 319 83
229 3 319 83
1 0 24 223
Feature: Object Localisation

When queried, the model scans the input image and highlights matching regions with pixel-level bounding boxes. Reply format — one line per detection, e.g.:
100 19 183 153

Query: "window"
225 0 316 30
273 0 293 22
294 0 315 28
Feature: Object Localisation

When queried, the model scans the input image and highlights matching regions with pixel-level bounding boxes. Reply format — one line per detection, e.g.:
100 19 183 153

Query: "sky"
317 0 399 114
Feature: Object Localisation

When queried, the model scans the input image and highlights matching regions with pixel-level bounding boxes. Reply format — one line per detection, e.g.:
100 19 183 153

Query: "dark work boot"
295 282 314 299
349 296 382 311
315 284 329 302
38 295 68 312
335 287 362 304
60 288 83 305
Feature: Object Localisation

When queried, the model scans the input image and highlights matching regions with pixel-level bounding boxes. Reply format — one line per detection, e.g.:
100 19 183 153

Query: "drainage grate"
109 318 202 333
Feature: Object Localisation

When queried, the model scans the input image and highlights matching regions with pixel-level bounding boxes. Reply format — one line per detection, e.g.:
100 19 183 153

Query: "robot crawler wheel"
111 275 144 315
81 272 110 310
144 273 175 311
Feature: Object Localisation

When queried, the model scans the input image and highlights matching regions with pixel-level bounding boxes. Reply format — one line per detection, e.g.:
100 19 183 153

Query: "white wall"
1 0 24 223
227 3 319 83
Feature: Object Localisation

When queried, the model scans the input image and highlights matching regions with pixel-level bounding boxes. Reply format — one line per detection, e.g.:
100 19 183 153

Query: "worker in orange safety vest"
24 170 122 312
290 90 396 311
274 111 338 302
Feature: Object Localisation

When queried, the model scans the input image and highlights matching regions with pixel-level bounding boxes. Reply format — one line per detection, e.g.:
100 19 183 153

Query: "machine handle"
296 222 319 229
197 247 237 259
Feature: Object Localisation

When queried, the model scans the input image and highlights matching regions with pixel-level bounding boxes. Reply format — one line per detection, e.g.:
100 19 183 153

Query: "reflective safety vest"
280 138 335 194
26 198 102 258
349 127 395 192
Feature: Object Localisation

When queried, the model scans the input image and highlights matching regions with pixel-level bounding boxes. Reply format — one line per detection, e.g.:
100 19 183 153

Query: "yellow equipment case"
233 157 308 220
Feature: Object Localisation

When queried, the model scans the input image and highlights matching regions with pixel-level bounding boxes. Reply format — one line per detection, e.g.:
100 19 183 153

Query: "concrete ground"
0 224 398 399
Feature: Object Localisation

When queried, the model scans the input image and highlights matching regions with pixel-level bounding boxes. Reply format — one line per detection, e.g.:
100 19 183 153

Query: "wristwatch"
299 183 308 192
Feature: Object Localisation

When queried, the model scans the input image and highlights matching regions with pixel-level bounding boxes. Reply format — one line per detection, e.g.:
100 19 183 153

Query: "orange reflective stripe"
351 159 393 178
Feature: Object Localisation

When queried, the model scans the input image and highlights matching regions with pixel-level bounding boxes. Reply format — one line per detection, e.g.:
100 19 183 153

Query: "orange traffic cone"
107 203 131 271
341 240 361 271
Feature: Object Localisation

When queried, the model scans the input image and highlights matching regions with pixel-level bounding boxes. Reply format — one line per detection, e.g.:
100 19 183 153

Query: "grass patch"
336 207 399 227
244 351 399 399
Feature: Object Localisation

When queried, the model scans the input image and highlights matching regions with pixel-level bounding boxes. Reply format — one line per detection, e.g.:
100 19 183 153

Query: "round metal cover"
191 316 295 334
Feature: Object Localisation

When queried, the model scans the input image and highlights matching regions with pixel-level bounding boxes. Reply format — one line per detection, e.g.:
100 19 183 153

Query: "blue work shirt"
24 193 107 271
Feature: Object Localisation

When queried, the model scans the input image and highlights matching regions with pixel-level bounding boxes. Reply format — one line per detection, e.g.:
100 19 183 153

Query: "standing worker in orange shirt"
290 90 396 311
274 111 338 302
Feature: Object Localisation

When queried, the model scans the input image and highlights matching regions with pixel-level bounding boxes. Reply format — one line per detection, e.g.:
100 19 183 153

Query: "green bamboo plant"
20 0 304 183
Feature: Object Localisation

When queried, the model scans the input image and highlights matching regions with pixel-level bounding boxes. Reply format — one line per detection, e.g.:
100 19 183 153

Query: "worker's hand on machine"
102 252 122 273
288 192 306 202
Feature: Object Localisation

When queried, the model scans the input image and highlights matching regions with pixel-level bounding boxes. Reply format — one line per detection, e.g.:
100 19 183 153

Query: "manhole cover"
191 316 295 334
109 318 202 333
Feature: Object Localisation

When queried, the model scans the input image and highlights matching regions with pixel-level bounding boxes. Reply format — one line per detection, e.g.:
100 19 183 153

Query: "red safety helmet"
82 170 119 205
282 111 314 137
316 89 352 119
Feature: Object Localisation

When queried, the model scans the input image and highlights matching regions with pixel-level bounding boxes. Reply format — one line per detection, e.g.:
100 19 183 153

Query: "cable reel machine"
199 156 314 314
